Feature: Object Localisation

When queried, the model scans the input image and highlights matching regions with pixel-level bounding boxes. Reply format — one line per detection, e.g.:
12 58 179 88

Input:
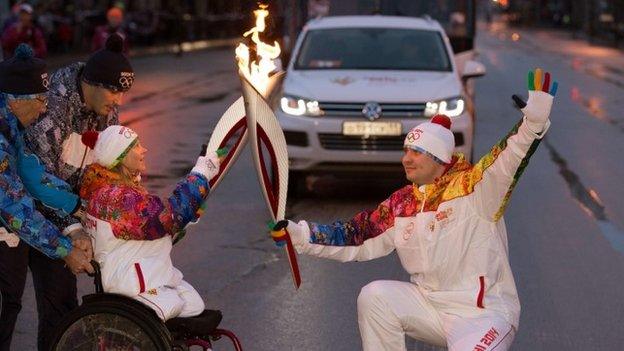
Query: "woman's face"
121 142 147 174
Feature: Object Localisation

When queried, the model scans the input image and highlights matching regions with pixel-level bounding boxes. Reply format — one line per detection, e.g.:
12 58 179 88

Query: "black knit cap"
0 44 48 95
83 34 134 92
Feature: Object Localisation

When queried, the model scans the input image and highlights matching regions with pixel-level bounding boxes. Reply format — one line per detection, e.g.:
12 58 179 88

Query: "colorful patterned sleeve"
310 185 415 246
93 173 210 241
18 150 80 215
0 151 72 259
459 118 545 222
158 173 209 234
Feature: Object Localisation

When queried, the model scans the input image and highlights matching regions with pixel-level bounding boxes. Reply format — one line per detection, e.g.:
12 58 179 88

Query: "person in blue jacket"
0 44 93 351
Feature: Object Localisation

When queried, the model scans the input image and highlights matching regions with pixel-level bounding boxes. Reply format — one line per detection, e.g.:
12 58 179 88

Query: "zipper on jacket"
419 185 427 213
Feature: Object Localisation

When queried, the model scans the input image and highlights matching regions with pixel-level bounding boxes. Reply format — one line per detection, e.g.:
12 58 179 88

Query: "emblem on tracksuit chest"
402 222 416 241
428 207 455 232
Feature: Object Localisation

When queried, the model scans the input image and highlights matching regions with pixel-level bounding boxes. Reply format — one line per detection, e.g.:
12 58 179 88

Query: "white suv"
276 15 485 187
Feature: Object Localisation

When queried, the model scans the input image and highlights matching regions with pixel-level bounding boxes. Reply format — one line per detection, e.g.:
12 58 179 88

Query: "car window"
294 27 451 71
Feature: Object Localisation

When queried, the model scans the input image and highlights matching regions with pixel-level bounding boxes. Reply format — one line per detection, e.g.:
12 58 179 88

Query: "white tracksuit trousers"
133 280 205 321
357 280 515 351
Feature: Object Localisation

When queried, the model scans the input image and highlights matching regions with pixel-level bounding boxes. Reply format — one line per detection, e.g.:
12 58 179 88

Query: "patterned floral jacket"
80 164 209 241
25 62 120 231
0 93 74 258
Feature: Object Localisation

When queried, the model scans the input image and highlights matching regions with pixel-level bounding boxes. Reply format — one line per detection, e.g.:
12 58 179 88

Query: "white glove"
520 68 557 133
191 151 220 181
286 220 310 247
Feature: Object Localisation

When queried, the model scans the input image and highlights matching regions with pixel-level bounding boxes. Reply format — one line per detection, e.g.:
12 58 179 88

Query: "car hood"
282 70 461 102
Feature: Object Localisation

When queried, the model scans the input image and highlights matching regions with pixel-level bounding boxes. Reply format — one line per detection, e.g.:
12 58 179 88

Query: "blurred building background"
0 0 289 57
0 0 622 60
490 0 624 48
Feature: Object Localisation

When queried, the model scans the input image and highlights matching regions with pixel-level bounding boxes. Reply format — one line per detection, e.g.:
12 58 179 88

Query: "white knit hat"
403 114 455 164
82 125 138 169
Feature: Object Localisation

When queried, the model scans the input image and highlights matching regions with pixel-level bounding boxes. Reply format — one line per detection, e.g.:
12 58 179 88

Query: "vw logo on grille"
362 102 382 121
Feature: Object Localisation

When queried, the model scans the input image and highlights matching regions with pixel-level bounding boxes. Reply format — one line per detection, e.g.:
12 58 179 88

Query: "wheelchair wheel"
49 293 173 351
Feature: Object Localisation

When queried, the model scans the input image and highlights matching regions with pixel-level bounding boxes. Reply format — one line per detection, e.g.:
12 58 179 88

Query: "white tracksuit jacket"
294 117 549 329
84 214 183 297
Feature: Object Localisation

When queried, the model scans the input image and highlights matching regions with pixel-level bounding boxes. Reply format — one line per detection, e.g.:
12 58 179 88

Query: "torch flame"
236 4 281 96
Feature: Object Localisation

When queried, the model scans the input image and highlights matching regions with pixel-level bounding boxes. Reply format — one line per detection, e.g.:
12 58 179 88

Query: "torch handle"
512 94 527 109
273 219 289 231
199 144 228 158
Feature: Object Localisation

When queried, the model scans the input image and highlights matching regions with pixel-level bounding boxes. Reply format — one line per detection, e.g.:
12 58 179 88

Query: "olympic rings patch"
119 72 135 90
41 73 49 89
118 126 137 139
406 129 423 143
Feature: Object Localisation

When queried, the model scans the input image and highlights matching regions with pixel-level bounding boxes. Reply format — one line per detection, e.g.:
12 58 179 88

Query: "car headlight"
280 95 323 116
424 97 465 118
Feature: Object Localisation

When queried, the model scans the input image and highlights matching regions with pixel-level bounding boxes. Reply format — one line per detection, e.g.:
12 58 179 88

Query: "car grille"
319 134 406 151
319 132 464 151
284 131 309 147
318 102 426 117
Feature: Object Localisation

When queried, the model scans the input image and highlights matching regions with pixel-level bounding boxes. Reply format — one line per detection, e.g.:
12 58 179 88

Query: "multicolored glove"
269 220 309 247
512 68 558 133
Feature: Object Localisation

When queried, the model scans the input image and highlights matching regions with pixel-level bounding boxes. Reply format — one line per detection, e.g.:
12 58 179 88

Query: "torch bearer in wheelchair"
49 261 243 351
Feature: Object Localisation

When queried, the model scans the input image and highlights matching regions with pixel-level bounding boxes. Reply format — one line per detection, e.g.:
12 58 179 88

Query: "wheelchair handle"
87 260 104 294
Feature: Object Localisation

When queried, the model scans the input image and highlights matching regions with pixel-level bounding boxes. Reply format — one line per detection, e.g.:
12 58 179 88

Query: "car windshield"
328 1 475 39
294 28 451 71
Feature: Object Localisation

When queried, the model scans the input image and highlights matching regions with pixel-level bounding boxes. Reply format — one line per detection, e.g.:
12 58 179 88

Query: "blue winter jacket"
0 93 78 259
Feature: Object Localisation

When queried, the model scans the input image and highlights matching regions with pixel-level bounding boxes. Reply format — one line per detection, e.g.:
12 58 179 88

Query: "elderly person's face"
7 94 48 126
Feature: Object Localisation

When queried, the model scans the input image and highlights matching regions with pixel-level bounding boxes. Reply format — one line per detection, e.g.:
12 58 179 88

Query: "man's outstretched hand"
270 220 309 247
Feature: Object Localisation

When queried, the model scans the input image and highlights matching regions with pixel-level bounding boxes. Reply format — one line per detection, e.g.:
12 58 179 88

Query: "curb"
47 37 240 70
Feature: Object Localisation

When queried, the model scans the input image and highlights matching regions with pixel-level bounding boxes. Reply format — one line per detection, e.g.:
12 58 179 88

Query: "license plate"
342 122 402 137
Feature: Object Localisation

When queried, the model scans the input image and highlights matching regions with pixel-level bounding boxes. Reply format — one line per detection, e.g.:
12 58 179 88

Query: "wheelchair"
49 262 243 351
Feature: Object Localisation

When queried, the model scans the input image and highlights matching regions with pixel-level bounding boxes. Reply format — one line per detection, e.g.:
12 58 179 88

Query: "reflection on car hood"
283 70 461 102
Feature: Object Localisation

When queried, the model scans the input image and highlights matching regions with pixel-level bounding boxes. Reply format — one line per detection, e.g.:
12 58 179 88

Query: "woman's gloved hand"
191 151 220 181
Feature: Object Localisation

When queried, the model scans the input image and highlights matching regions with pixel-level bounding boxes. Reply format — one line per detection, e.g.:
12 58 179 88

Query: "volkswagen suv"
276 15 485 187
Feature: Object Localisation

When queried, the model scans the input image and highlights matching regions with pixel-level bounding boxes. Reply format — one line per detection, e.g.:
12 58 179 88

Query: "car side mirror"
461 60 486 82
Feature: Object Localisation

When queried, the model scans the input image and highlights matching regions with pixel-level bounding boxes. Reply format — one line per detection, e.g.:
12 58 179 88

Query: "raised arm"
88 153 219 241
466 68 557 221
